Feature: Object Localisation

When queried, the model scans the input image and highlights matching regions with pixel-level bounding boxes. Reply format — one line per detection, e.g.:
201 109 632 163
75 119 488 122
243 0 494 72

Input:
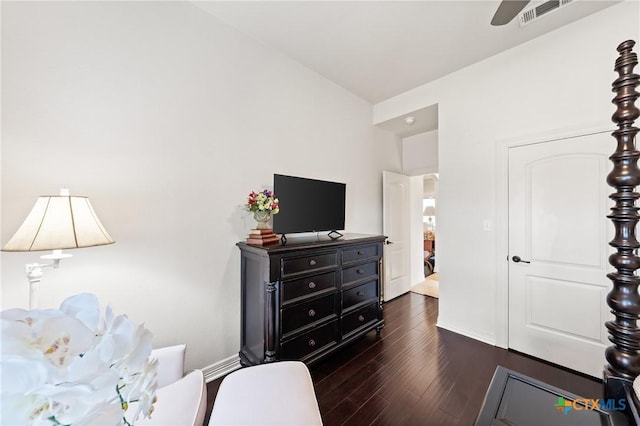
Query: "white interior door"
508 132 612 378
383 170 411 301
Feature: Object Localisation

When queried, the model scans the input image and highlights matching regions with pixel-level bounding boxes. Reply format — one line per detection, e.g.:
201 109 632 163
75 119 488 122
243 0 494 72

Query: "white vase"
253 210 271 230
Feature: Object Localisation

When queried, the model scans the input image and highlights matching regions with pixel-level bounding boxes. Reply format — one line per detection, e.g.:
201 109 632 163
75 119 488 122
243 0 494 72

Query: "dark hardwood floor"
204 293 602 425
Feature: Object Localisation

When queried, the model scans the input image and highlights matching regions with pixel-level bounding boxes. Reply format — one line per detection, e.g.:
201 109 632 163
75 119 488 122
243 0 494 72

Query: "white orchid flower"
1 293 157 425
59 292 101 331
2 311 95 387
121 357 159 423
1 357 49 425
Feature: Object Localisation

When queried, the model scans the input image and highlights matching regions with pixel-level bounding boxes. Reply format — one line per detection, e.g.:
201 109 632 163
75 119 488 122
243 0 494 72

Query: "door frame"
494 123 613 349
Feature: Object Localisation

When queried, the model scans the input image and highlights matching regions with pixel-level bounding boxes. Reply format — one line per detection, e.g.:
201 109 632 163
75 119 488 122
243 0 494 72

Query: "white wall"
403 130 438 286
423 175 437 198
0 2 401 372
402 129 438 176
374 1 640 344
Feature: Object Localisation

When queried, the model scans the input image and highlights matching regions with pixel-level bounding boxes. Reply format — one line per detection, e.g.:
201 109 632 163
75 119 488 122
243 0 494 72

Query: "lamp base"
25 250 73 309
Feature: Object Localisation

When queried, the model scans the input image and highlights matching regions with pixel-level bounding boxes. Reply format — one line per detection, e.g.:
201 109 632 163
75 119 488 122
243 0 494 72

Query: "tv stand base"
328 230 343 240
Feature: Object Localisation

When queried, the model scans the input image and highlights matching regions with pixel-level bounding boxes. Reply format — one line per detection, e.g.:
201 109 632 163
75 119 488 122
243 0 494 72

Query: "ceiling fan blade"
491 0 531 26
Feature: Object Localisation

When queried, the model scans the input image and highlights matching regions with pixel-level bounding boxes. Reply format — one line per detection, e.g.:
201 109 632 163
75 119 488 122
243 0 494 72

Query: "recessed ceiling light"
404 116 415 125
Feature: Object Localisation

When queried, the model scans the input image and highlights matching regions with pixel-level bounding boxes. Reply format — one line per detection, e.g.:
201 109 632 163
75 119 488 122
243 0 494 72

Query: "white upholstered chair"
137 344 207 426
209 361 323 425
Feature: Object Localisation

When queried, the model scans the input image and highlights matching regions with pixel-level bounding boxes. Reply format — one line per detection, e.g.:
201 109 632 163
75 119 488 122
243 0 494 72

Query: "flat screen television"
273 174 346 237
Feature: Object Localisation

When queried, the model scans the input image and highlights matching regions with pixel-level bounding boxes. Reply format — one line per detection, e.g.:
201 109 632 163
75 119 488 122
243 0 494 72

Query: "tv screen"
273 174 346 235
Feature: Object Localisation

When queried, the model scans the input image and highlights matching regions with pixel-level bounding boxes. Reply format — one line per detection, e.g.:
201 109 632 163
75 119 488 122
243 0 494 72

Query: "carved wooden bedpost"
604 39 640 401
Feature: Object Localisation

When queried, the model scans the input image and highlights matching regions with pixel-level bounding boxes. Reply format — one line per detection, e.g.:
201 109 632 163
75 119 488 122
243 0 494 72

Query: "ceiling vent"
518 0 574 27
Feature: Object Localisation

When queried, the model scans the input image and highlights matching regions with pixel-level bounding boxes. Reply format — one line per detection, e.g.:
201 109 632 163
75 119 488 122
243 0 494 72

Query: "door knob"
512 255 530 264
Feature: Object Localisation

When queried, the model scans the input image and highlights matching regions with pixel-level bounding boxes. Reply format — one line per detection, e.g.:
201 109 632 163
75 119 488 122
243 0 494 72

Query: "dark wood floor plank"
322 398 360 426
369 388 421 426
374 346 435 402
343 359 388 406
317 358 384 413
314 342 385 400
204 293 603 426
405 346 452 398
341 394 389 426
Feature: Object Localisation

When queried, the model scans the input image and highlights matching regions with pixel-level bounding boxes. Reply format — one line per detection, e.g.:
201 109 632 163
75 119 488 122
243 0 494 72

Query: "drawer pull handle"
357 251 363 255
308 339 316 347
358 315 365 322
308 281 316 289
309 259 317 266
357 291 365 297
308 309 316 317
357 269 364 274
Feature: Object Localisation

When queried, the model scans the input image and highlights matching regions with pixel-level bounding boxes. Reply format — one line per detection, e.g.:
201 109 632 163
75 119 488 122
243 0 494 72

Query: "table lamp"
2 188 114 308
424 204 436 225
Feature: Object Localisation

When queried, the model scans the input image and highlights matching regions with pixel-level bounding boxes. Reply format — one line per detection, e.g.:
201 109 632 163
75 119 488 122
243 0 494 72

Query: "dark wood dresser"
237 234 385 366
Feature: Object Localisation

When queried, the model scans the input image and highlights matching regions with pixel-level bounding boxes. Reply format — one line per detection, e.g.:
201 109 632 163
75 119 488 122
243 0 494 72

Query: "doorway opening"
377 103 439 301
423 196 436 276
411 173 439 298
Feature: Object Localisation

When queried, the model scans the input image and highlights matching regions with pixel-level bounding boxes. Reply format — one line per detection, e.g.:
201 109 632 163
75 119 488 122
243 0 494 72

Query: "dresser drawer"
281 294 337 336
282 252 338 277
342 244 380 264
281 320 339 361
282 271 337 305
342 303 379 337
342 280 378 310
342 261 378 286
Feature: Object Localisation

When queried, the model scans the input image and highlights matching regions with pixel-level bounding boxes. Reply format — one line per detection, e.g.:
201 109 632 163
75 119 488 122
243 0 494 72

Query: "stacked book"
246 229 280 246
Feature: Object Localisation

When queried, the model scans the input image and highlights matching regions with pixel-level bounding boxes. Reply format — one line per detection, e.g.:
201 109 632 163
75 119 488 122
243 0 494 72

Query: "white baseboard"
202 354 242 383
436 320 496 347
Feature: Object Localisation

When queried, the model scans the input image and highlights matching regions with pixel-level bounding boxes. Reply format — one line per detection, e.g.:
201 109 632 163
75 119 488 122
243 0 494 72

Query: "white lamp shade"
3 195 114 252
423 206 436 216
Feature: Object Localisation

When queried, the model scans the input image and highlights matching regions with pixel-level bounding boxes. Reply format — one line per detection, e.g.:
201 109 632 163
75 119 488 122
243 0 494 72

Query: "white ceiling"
194 0 619 106
375 103 439 137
